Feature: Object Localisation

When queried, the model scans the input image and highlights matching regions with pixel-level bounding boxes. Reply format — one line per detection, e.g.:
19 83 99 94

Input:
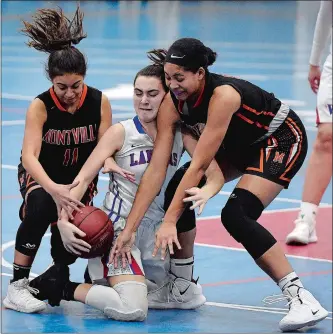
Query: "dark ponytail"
21 5 87 80
147 49 168 67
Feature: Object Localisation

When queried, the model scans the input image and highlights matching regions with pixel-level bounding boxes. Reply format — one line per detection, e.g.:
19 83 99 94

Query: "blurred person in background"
286 0 332 245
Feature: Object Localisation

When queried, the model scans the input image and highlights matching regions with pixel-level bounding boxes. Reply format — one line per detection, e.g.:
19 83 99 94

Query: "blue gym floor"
1 1 332 333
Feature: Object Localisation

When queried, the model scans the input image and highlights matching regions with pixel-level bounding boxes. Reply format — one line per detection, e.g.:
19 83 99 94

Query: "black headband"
165 50 207 68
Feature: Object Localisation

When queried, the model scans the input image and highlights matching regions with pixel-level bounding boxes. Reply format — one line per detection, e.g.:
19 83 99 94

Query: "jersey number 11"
63 148 79 166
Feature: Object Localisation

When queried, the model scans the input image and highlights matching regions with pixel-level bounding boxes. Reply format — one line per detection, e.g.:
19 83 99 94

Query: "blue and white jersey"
103 116 183 223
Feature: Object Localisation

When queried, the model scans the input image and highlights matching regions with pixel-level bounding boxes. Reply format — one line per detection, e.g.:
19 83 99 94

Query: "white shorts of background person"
316 54 332 124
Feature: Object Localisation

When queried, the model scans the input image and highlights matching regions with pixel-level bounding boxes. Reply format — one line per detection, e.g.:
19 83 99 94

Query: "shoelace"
14 279 40 300
263 293 301 308
149 279 185 304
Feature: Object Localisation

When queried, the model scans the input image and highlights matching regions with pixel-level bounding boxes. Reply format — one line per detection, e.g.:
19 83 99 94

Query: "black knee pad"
176 206 196 233
164 162 205 233
15 188 57 256
50 223 77 265
221 188 277 259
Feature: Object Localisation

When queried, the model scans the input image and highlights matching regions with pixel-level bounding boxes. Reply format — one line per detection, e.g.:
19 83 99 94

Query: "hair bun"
205 46 217 66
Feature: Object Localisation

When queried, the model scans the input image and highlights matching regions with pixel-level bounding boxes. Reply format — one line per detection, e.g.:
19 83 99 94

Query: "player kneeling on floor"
29 63 224 319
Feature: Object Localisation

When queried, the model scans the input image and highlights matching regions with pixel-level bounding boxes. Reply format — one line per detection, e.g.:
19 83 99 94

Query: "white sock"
170 257 194 281
278 272 304 297
300 202 318 221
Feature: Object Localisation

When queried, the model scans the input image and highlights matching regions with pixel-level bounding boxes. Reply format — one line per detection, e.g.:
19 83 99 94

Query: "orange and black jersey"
170 71 308 189
170 71 289 150
18 85 101 188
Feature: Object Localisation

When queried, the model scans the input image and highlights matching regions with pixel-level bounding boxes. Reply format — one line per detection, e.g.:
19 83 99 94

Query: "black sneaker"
29 264 69 307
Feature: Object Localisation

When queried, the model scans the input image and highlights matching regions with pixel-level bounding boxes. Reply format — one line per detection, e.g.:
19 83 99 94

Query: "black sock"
63 281 80 301
11 263 31 283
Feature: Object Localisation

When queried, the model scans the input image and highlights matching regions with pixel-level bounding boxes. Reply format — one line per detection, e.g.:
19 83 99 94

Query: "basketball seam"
75 208 100 230
89 218 113 243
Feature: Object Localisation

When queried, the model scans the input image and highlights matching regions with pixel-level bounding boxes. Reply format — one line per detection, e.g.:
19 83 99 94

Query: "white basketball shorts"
316 54 332 124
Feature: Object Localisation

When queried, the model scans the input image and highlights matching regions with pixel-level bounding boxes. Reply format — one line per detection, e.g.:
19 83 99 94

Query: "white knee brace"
85 281 148 322
113 281 148 319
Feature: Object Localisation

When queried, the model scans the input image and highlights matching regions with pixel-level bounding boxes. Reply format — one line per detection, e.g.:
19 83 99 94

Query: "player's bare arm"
67 123 125 206
152 86 240 259
163 85 240 224
108 93 180 264
124 92 181 234
58 123 125 254
182 132 225 214
98 94 112 141
21 99 51 190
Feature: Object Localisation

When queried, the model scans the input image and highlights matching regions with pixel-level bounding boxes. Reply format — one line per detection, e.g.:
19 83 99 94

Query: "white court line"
2 268 330 318
2 37 313 50
204 302 332 319
2 163 332 262
2 46 314 60
218 190 332 206
1 164 332 208
0 92 307 106
1 238 43 278
1 56 310 71
196 208 332 263
2 120 25 125
0 67 310 80
1 239 332 317
1 113 135 126
194 242 333 263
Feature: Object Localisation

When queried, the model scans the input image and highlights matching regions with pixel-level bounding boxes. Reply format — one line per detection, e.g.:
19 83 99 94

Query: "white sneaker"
3 278 47 313
264 286 328 332
286 214 317 245
148 274 206 309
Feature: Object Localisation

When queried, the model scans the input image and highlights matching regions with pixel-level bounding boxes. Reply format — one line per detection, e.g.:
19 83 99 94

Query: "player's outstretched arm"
58 123 125 255
124 93 180 233
182 132 225 215
68 123 125 205
153 85 241 259
109 93 180 265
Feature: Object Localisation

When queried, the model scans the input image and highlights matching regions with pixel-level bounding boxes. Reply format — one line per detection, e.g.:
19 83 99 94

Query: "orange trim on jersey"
26 174 35 188
279 118 303 182
236 113 254 124
49 84 87 112
246 148 264 173
236 113 269 130
49 87 66 112
266 138 273 162
193 82 205 108
242 104 275 117
77 84 88 109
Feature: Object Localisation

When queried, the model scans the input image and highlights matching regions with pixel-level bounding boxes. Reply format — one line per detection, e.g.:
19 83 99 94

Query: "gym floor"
1 1 332 333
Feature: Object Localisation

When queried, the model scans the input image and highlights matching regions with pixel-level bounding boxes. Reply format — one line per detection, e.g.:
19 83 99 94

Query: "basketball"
72 206 114 259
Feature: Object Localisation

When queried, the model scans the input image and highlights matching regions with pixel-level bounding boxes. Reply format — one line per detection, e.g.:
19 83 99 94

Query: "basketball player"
3 6 112 314
110 39 328 331
286 0 332 245
29 64 223 321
